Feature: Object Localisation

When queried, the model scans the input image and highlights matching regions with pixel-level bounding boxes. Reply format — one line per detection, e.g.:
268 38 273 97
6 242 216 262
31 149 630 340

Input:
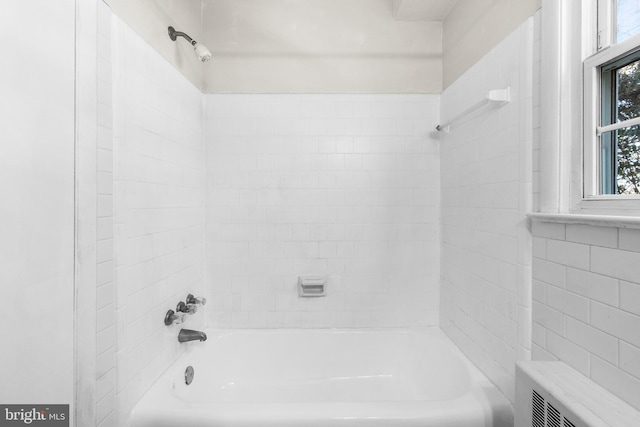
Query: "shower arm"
168 26 196 46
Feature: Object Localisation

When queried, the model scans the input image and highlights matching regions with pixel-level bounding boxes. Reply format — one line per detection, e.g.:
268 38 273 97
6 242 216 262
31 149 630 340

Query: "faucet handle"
176 301 197 314
164 310 186 326
186 294 206 306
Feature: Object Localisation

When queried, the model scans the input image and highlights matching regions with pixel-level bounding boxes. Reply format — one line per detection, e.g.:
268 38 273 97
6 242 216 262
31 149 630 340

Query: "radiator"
515 361 640 427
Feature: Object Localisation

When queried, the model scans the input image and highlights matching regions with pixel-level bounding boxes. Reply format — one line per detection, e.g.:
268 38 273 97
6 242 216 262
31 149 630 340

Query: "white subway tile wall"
112 17 206 425
532 221 640 412
96 3 115 426
532 11 541 212
439 17 534 404
205 94 440 328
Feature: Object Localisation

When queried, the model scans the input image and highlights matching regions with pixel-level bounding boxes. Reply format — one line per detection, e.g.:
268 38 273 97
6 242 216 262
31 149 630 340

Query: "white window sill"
527 212 640 229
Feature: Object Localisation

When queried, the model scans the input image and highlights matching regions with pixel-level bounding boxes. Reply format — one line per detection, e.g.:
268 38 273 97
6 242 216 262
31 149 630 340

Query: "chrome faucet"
178 329 207 343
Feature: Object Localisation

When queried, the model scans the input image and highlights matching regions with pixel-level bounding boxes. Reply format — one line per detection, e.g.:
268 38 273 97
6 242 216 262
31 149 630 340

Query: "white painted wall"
439 18 533 403
111 17 206 425
392 0 457 21
532 221 640 412
104 0 443 94
102 0 549 94
102 0 550 94
205 94 440 328
443 0 540 89
0 0 75 412
202 0 442 93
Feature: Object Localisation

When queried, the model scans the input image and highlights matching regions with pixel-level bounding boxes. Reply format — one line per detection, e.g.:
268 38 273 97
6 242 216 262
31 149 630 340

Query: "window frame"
582 0 640 212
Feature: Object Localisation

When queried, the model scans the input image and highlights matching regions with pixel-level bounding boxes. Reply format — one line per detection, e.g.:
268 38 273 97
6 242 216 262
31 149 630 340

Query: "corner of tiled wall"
92 5 545 423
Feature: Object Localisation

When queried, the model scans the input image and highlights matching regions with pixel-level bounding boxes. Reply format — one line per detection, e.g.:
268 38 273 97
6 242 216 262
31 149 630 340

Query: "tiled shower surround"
205 94 441 328
89 6 640 426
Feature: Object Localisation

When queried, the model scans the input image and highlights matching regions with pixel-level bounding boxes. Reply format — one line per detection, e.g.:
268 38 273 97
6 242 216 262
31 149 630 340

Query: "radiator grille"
547 404 561 427
532 390 577 427
532 390 545 427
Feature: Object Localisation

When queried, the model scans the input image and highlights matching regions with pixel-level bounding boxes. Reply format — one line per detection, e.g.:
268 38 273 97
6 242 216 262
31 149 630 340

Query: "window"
584 0 640 200
599 50 640 194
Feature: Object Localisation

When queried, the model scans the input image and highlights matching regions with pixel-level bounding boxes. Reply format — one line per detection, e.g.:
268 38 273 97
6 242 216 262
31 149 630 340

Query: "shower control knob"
176 301 197 314
186 294 206 306
164 310 186 326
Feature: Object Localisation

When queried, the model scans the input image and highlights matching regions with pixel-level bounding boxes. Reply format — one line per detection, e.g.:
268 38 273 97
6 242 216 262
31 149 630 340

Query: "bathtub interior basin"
131 328 513 427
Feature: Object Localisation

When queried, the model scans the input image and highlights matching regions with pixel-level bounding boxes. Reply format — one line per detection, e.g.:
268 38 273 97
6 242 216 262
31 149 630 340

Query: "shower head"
193 42 212 62
168 26 211 63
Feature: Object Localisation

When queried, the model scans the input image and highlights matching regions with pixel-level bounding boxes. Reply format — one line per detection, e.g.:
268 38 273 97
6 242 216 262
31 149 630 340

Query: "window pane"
601 125 640 194
617 0 640 43
617 58 640 122
600 51 640 194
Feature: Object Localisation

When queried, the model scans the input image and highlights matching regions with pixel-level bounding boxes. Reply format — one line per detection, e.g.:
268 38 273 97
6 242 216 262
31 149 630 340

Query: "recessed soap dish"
298 275 326 297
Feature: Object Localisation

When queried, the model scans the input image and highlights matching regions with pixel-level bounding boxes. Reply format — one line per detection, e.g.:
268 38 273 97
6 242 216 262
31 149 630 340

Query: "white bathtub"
130 328 513 427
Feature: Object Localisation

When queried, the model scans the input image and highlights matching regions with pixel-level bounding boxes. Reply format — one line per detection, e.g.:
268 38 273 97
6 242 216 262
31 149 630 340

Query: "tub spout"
178 329 207 343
